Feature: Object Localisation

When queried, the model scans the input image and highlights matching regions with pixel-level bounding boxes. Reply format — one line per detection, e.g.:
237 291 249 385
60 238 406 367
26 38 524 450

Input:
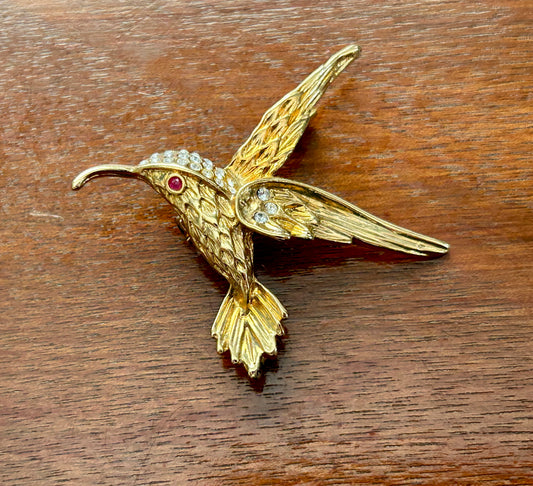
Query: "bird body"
144 161 254 295
112 154 288 375
73 45 449 377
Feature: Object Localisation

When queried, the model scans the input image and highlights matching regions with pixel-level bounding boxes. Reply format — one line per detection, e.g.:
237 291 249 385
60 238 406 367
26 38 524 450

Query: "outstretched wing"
226 44 361 184
235 178 449 256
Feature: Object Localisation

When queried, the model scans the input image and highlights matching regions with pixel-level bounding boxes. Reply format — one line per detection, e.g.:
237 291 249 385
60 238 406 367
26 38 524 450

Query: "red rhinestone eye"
168 176 184 192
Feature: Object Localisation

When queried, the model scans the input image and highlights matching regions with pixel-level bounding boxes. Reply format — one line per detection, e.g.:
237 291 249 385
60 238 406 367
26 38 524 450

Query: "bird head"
72 149 237 209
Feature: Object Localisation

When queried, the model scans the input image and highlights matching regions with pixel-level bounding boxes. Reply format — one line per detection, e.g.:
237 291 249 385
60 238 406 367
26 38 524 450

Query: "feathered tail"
212 280 287 377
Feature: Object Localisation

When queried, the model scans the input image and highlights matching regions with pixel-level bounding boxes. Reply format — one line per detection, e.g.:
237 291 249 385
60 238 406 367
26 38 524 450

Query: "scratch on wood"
29 210 64 221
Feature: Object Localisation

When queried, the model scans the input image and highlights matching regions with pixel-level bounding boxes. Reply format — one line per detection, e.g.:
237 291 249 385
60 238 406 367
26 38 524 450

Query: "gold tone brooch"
73 45 449 377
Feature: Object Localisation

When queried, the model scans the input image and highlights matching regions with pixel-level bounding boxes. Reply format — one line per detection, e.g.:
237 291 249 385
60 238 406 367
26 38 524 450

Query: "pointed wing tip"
429 237 450 252
345 44 362 55
334 44 362 62
438 241 450 253
419 239 450 256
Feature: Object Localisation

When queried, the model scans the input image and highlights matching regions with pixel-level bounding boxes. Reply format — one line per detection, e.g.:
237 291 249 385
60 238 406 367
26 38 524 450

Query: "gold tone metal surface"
73 45 449 377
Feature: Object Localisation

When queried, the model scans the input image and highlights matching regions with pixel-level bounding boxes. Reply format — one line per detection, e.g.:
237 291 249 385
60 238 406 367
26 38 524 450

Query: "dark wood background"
1 1 531 484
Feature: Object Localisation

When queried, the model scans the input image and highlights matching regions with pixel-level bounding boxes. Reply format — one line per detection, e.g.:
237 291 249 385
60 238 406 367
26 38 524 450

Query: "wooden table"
1 1 531 484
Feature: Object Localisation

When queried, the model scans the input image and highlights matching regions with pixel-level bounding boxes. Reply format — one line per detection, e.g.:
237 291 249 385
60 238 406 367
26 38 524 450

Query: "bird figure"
73 45 449 377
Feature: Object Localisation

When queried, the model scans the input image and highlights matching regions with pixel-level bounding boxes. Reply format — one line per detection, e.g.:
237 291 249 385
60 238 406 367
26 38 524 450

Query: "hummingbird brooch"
73 45 449 377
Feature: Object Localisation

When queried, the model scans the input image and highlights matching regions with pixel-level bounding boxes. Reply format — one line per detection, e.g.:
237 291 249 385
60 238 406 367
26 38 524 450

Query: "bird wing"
235 178 449 256
225 45 361 184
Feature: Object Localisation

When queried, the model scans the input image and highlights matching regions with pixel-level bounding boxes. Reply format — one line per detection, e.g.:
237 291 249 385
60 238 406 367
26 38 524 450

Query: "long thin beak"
72 164 142 190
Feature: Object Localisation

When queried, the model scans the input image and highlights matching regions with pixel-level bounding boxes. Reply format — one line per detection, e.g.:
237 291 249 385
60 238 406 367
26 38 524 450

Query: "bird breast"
159 170 254 295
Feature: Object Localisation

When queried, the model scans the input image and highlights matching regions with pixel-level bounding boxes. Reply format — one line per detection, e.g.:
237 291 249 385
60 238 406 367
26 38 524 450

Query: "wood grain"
1 1 531 484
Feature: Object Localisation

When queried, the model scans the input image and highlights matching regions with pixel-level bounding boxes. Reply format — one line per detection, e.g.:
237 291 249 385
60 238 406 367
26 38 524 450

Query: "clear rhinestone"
139 158 150 166
229 186 236 195
202 169 213 178
215 178 225 187
189 161 202 171
257 187 270 201
227 178 235 188
163 150 175 163
149 153 160 164
177 150 188 166
265 202 278 215
202 158 213 170
214 167 225 179
190 152 202 163
253 211 268 224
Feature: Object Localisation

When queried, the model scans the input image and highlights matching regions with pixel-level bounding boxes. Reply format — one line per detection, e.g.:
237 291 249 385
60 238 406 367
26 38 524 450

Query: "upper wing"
226 45 361 184
235 178 449 256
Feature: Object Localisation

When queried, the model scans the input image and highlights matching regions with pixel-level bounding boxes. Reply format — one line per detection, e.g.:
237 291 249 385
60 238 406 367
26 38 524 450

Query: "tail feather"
212 281 287 377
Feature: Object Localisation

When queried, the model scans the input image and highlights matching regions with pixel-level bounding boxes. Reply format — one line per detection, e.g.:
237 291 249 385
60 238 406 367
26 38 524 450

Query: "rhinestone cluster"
253 186 278 224
140 149 236 194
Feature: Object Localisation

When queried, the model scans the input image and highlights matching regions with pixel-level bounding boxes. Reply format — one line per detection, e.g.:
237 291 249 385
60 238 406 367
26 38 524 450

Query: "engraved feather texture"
139 165 288 376
226 44 361 183
147 168 254 294
235 178 449 256
72 45 449 377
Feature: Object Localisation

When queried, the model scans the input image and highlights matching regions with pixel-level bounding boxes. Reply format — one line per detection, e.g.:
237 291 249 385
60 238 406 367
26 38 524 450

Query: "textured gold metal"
72 45 449 377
